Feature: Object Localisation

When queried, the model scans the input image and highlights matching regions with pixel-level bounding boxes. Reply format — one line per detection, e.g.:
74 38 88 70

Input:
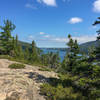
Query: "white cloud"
27 34 97 48
38 34 96 44
44 35 50 38
37 0 57 6
27 32 96 47
26 0 72 8
89 26 97 30
51 35 96 44
25 3 37 9
47 34 96 43
27 35 34 40
72 35 96 44
93 0 100 13
68 17 83 24
40 32 45 35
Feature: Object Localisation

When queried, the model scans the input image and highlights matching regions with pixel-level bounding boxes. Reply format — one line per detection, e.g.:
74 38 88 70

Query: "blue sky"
0 0 100 47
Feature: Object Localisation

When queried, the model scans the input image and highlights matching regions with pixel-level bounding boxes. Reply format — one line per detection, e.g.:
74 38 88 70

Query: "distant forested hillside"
18 41 31 50
79 40 100 53
40 40 100 54
19 40 100 54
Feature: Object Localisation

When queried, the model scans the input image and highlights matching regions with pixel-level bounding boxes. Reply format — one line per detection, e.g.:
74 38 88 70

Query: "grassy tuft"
8 63 25 69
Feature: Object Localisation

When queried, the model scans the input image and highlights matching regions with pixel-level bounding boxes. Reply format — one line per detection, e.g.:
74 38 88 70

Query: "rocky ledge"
0 59 58 100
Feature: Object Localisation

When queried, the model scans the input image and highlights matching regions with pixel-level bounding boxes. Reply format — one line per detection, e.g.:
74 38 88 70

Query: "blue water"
41 49 66 62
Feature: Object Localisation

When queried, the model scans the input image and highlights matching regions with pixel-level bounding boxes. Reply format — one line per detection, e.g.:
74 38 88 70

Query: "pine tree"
93 17 100 40
0 20 16 54
24 46 30 61
51 52 60 69
17 44 24 59
88 46 96 62
13 35 18 57
93 17 100 60
41 54 48 66
15 35 18 47
30 40 39 63
10 36 16 56
62 34 79 72
13 35 24 59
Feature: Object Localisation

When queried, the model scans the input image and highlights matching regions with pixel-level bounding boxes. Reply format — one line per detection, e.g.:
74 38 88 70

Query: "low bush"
8 63 25 69
40 83 85 100
39 67 52 72
0 55 12 59
92 65 100 78
90 89 100 99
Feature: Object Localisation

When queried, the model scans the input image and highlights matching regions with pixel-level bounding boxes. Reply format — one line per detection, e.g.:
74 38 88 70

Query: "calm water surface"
41 48 66 62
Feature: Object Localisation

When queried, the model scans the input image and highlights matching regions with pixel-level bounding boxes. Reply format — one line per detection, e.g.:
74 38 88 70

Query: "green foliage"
90 89 100 99
58 74 78 81
95 42 100 60
72 61 92 75
41 52 60 69
41 54 48 66
62 34 80 72
93 17 100 61
12 35 24 59
29 40 40 63
39 67 52 72
58 29 100 100
0 55 12 59
24 46 30 61
93 17 100 40
88 46 96 62
92 65 100 78
8 63 25 69
0 19 42 66
40 83 84 100
1 18 100 100
0 20 15 54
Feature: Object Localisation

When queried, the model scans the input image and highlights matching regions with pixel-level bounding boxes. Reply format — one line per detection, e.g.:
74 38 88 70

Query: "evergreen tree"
14 35 19 57
13 35 24 59
24 46 30 61
88 46 96 62
17 44 24 59
93 17 100 40
15 34 18 47
0 20 16 54
51 52 60 69
10 36 16 56
30 40 39 63
93 17 100 60
41 54 48 66
62 34 79 72
41 51 60 69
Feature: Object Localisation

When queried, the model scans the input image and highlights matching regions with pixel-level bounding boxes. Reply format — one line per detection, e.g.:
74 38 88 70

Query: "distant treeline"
41 40 100 54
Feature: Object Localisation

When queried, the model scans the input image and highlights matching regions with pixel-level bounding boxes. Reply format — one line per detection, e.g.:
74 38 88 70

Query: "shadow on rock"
28 72 50 83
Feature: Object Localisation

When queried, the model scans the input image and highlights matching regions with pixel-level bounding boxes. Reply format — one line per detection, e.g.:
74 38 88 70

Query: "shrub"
72 62 92 75
92 65 100 78
39 67 52 72
0 55 12 59
90 89 100 99
40 83 85 100
8 63 25 69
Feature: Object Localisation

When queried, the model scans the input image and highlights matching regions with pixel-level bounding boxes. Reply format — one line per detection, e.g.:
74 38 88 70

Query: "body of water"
41 48 67 62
